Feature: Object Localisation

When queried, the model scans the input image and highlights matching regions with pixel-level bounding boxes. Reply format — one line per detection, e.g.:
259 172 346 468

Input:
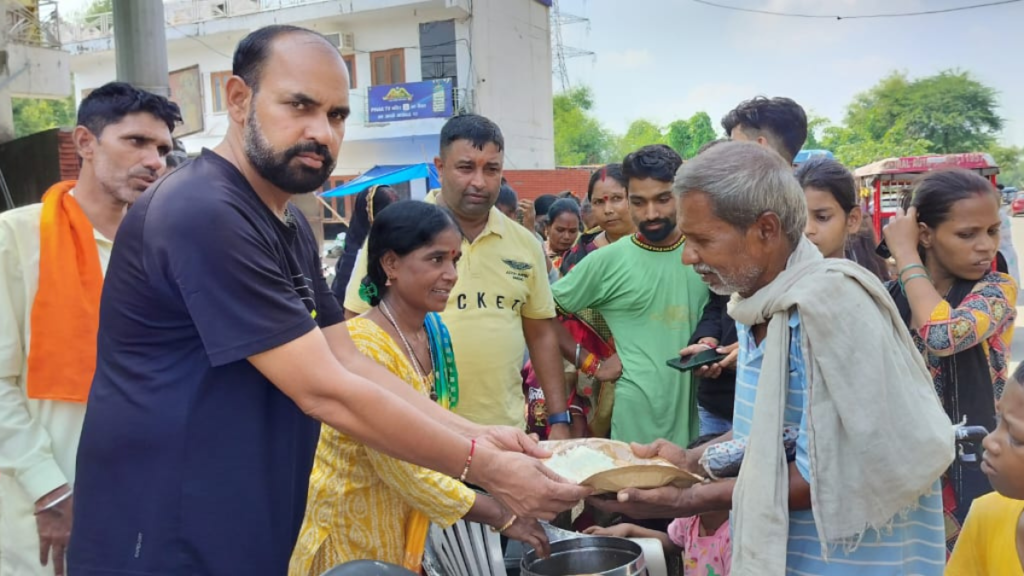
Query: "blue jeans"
698 405 732 437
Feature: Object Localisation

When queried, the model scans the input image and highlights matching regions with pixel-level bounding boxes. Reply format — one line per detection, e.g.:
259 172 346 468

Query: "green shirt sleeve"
550 247 612 314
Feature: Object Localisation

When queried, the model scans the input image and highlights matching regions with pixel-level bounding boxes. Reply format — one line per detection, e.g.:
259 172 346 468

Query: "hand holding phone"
666 348 727 373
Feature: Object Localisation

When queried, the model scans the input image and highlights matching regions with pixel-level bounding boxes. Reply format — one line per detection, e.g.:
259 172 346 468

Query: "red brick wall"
57 129 79 181
503 168 595 202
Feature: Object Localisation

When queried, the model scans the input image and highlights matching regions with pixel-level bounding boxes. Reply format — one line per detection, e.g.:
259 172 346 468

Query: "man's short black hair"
439 114 504 157
77 82 182 137
621 144 683 184
721 96 808 164
233 25 330 92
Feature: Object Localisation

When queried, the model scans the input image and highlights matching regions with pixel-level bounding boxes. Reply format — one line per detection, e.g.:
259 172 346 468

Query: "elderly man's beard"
243 110 335 195
693 262 764 296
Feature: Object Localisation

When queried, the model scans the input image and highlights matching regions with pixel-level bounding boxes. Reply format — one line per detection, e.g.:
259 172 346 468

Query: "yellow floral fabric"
288 317 476 576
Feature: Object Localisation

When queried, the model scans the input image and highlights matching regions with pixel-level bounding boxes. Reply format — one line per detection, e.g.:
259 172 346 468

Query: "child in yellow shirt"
946 363 1024 575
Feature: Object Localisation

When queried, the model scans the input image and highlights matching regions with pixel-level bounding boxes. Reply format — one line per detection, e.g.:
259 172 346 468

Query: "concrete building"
61 0 556 187
1 0 72 143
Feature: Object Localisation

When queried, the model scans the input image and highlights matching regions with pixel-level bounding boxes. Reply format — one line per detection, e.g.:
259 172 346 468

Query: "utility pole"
0 5 14 143
112 0 169 97
550 0 593 93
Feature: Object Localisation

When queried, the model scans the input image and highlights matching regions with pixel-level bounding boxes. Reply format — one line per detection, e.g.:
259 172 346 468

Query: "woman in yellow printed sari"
289 201 548 575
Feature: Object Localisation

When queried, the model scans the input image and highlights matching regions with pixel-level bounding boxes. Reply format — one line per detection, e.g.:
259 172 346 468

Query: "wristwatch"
548 410 572 426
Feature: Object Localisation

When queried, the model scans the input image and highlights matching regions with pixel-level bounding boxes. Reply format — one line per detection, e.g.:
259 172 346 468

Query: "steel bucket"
520 536 647 576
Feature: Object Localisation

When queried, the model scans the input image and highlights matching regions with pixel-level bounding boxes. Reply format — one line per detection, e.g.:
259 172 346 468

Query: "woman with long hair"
330 184 400 306
883 168 1018 552
291 201 547 575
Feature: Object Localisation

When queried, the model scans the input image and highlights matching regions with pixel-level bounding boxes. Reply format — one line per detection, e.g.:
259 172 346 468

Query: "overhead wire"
691 0 1022 20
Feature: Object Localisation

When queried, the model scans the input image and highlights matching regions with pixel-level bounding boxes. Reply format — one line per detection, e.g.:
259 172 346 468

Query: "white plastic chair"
425 520 506 576
423 520 667 576
629 537 668 576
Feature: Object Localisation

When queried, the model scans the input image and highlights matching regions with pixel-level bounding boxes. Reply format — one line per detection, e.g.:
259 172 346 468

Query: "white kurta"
0 201 112 576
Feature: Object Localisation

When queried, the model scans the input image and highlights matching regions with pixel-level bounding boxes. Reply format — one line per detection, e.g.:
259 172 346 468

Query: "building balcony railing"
59 0 333 44
5 0 62 49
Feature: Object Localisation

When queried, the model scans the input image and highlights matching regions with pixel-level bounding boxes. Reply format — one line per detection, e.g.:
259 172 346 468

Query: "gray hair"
674 140 807 246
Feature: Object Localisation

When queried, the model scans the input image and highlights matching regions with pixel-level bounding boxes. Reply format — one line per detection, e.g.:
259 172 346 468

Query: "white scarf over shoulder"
727 237 954 575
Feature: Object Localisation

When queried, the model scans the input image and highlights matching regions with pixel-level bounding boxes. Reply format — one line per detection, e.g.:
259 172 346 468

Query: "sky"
557 0 1024 148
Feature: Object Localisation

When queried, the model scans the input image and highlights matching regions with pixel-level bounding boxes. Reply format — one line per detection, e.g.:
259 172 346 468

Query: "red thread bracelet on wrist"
459 439 477 482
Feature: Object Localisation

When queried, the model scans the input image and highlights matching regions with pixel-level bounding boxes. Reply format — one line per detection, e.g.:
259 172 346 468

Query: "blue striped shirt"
733 311 946 575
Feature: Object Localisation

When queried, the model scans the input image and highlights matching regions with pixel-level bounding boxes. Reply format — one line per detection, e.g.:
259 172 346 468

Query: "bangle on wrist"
491 513 517 533
897 263 928 281
580 353 599 376
574 344 582 369
34 489 72 515
899 273 931 294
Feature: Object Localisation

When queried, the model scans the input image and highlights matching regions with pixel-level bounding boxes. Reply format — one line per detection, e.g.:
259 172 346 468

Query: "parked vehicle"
855 153 1000 237
1011 192 1024 217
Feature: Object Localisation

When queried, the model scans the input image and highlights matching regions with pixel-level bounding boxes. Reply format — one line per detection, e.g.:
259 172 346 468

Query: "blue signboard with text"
367 79 454 123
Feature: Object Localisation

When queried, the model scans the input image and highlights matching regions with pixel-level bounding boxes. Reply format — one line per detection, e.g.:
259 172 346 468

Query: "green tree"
845 70 1002 154
666 112 717 159
821 120 932 169
86 0 113 15
992 145 1024 187
553 86 614 165
686 112 717 155
613 119 665 161
665 119 692 159
803 115 831 150
11 96 76 139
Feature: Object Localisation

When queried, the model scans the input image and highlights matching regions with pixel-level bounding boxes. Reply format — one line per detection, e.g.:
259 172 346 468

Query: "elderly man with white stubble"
590 141 953 576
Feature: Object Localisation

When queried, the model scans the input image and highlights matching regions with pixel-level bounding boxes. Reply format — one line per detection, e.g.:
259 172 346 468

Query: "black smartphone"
876 239 892 259
666 349 727 373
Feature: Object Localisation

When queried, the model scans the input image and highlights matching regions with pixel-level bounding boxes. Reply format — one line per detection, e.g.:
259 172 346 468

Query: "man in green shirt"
553 145 709 447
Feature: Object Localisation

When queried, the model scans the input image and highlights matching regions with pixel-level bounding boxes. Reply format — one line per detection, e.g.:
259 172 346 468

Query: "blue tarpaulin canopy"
793 149 834 165
321 163 440 198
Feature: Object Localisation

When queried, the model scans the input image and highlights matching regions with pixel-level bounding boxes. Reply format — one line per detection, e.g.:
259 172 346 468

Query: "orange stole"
26 180 103 403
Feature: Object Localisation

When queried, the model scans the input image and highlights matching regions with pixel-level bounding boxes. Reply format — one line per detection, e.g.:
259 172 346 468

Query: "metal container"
521 536 648 576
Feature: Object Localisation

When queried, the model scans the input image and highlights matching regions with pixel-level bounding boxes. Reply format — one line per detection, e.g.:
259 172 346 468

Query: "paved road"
1009 213 1024 373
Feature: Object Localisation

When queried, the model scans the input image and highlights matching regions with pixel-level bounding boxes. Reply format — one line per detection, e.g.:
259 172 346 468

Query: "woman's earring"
386 277 393 286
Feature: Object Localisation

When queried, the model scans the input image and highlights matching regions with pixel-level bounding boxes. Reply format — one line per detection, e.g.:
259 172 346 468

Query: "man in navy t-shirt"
68 25 589 576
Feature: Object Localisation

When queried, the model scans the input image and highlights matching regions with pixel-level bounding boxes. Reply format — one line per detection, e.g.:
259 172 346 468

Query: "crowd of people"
0 23 1021 576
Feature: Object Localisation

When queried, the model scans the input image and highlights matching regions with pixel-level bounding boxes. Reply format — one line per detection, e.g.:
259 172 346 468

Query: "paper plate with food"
539 438 704 494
